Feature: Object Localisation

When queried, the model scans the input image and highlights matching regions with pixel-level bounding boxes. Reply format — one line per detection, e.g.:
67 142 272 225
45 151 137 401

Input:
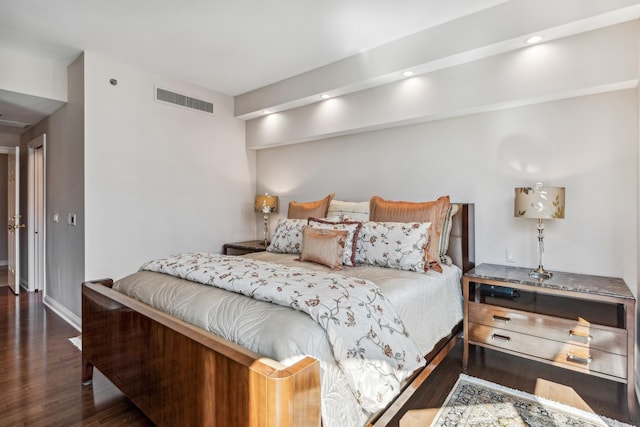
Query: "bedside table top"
465 263 634 301
223 240 268 252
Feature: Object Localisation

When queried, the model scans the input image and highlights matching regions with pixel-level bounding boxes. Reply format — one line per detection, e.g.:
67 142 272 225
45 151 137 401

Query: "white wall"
256 90 638 288
247 22 638 149
0 46 67 101
83 52 255 282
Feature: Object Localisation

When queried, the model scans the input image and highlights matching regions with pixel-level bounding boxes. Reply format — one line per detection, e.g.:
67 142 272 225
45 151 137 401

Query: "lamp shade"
514 184 565 219
255 194 279 214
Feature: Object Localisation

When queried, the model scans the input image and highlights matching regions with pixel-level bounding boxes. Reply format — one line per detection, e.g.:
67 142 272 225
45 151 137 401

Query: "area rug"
68 335 82 351
431 374 632 427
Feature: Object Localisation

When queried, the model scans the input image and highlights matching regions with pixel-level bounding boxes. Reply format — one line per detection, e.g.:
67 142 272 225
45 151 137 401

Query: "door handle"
8 224 25 230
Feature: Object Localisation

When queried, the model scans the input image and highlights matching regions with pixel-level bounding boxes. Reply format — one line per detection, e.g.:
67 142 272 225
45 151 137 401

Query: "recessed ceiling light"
402 71 414 77
262 110 271 115
320 94 330 99
525 35 542 44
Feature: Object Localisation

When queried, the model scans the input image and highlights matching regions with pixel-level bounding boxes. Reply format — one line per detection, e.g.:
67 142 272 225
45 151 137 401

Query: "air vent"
155 87 214 115
0 119 31 129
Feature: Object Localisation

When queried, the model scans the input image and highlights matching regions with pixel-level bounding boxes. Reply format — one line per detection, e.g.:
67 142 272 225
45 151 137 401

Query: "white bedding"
112 252 463 427
249 252 463 355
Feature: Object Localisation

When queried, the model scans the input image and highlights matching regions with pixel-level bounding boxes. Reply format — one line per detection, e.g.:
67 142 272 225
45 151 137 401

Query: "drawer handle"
569 330 592 344
567 352 592 365
492 315 511 324
491 334 511 343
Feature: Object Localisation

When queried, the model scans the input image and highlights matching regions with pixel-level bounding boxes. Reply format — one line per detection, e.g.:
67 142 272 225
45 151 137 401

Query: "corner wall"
20 54 85 326
83 52 255 283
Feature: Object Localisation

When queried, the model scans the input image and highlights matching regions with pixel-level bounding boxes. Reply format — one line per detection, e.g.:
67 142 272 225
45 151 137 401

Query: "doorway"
0 153 7 280
28 135 45 293
0 145 21 293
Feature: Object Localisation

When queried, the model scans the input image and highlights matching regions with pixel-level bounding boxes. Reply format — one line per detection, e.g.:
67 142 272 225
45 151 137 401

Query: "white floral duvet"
113 252 463 427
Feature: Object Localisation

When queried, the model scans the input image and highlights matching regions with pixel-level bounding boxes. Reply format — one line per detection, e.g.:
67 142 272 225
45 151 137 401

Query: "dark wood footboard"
82 281 321 427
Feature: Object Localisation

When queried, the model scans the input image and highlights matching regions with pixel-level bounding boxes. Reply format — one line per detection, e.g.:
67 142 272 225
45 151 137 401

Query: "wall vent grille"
155 87 214 114
0 118 31 129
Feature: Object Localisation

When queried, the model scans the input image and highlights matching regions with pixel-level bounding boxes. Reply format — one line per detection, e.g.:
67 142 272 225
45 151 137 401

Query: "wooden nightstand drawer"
468 323 627 380
463 264 636 420
468 302 627 355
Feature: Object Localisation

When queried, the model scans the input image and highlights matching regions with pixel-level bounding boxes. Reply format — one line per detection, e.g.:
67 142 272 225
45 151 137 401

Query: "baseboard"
44 295 81 332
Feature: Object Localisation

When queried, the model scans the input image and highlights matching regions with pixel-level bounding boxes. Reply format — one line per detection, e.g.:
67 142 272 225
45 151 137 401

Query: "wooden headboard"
447 203 475 274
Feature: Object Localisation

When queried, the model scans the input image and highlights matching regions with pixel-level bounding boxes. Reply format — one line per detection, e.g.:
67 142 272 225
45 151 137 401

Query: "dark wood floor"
0 285 152 426
1 282 637 426
388 338 639 426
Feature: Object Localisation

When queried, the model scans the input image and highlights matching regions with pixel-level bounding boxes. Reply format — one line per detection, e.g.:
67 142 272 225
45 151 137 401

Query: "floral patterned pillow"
308 218 363 267
355 221 431 272
266 218 307 254
369 195 450 273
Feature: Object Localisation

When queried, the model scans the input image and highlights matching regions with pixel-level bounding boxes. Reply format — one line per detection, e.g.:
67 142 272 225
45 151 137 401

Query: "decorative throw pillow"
355 221 431 272
299 227 348 270
287 193 335 219
369 195 450 273
439 203 459 265
308 218 363 267
266 218 307 254
327 200 370 221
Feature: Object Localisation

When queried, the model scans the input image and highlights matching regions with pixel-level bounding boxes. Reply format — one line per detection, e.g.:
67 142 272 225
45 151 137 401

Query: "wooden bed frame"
81 203 474 427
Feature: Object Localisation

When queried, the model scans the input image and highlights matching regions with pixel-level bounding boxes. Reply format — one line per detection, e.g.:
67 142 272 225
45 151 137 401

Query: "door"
28 136 45 292
7 146 21 294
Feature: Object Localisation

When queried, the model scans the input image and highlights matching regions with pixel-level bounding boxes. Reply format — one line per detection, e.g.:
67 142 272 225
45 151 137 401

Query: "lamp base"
529 266 552 279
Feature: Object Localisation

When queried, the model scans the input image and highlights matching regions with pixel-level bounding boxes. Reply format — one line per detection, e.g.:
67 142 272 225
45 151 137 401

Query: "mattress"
112 252 463 427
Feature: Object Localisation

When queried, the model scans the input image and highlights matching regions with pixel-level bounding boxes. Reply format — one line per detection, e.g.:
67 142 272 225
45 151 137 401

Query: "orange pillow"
369 195 451 272
288 193 335 219
299 226 347 269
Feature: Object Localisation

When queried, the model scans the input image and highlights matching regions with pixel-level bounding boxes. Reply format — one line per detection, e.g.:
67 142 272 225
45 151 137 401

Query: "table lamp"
254 193 279 247
514 183 565 279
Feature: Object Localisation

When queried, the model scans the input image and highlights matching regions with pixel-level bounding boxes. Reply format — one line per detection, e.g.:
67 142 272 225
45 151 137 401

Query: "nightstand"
222 240 268 256
463 263 636 420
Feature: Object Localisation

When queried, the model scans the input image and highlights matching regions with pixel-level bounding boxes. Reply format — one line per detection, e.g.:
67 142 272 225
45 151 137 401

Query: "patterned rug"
431 374 632 427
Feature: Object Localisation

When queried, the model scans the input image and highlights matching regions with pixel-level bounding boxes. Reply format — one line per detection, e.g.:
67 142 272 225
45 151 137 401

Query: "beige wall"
20 54 84 324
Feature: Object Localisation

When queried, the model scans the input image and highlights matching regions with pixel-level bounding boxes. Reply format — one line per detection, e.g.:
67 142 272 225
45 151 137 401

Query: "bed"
81 201 474 426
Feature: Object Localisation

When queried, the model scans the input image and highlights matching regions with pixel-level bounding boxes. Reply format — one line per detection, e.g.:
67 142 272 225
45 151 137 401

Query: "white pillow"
439 203 459 265
355 221 431 272
327 200 370 222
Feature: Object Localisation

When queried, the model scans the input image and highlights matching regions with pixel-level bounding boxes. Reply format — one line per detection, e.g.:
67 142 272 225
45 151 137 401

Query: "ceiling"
0 0 639 134
0 0 505 96
0 0 506 134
